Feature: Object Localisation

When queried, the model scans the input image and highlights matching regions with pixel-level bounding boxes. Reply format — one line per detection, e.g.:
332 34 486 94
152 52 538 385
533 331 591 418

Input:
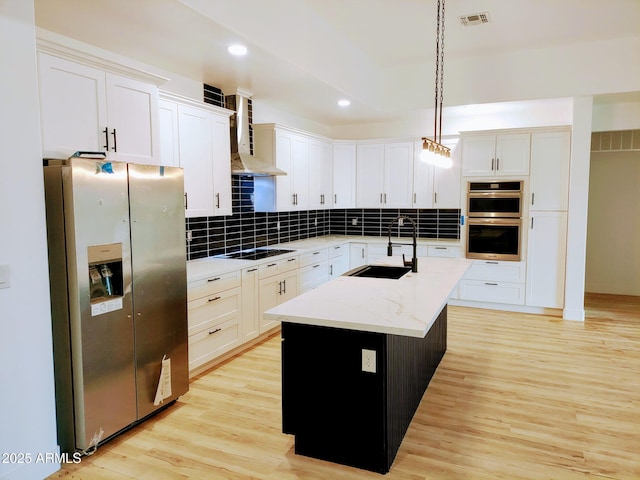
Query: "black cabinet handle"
485 282 498 286
207 296 221 303
208 328 222 335
207 277 221 282
103 127 109 151
216 192 220 209
247 268 258 273
267 263 277 268
111 128 117 152
278 281 282 295
184 193 188 210
287 258 296 262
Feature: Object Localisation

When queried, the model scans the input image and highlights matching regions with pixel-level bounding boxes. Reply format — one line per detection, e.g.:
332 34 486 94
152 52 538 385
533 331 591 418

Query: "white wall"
0 2 59 480
586 151 640 295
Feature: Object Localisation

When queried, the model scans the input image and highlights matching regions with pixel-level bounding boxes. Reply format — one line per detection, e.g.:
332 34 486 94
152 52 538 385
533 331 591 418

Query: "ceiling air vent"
459 12 490 26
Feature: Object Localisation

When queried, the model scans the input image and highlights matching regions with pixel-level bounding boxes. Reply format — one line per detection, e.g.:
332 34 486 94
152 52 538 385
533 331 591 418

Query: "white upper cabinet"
384 142 415 207
413 140 461 209
356 143 385 207
159 93 233 218
38 52 160 164
332 143 357 208
356 142 414 208
462 133 530 177
529 131 571 211
308 139 333 209
254 125 330 212
158 99 179 167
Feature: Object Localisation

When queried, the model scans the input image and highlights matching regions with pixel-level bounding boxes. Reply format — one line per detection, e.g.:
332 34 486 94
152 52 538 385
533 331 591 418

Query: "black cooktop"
224 248 295 260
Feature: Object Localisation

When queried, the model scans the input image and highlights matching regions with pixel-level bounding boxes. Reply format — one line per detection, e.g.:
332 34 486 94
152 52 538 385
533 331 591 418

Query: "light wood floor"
48 294 640 479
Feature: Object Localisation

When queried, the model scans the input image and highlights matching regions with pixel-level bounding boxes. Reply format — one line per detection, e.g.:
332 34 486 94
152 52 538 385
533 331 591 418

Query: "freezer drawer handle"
111 128 118 152
207 277 221 282
208 328 222 335
208 296 221 303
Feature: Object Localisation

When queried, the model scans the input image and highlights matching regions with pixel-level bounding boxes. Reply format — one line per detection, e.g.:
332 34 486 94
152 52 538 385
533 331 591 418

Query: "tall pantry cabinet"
525 130 571 308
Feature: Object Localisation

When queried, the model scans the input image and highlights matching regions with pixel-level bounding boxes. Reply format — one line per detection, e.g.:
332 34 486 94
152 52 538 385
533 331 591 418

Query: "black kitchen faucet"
387 215 418 273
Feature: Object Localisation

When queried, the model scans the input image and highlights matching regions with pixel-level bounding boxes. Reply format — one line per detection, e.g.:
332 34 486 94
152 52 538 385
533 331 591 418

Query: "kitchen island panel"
281 304 447 474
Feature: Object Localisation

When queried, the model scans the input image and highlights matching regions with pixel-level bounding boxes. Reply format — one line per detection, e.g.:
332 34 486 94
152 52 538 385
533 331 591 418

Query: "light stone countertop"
187 235 460 283
264 256 472 338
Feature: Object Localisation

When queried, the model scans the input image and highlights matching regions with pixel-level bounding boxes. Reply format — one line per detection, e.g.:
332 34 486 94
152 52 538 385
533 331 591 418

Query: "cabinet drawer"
464 261 526 283
329 243 348 259
299 248 329 268
187 286 241 336
188 269 241 301
259 255 299 279
427 245 460 258
459 279 525 305
299 260 329 292
188 318 241 371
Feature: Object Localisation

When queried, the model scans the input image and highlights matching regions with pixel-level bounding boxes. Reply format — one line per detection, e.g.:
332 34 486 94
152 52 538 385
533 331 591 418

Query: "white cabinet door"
384 142 414 207
526 211 567 308
349 243 368 268
412 143 435 207
241 267 260 342
414 140 461 209
462 133 530 177
178 104 214 218
333 143 357 208
38 53 108 159
158 99 179 167
461 135 496 177
291 134 309 210
530 131 571 211
433 148 462 208
274 131 294 210
495 133 530 176
356 143 385 207
259 271 299 332
308 139 333 209
105 73 159 164
211 112 232 216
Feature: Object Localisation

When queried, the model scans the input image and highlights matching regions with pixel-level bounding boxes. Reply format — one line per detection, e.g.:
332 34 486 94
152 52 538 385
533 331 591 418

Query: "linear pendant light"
420 0 452 168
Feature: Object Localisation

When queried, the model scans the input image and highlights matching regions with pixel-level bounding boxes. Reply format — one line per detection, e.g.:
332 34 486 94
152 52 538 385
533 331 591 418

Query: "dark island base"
281 305 447 474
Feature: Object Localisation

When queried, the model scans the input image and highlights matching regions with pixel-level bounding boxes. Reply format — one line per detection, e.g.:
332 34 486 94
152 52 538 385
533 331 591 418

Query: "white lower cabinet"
329 243 350 278
349 243 368 269
258 256 299 332
459 260 526 305
299 248 329 293
187 270 242 372
259 271 299 332
526 211 568 308
241 266 260 343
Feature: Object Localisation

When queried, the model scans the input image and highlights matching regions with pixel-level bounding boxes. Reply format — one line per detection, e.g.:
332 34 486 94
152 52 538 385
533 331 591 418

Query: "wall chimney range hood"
228 90 286 176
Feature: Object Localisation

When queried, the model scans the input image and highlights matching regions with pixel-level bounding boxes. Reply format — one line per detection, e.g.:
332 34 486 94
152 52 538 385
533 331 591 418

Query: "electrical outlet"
186 230 193 242
277 221 281 231
352 218 358 226
362 349 376 373
314 218 318 226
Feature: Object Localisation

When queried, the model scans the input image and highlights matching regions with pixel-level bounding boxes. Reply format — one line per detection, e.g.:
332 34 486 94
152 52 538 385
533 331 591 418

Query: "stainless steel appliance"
466 181 523 261
43 155 189 454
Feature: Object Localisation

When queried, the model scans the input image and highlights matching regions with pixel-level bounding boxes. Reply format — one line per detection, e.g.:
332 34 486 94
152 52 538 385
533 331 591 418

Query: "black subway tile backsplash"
185 176 460 260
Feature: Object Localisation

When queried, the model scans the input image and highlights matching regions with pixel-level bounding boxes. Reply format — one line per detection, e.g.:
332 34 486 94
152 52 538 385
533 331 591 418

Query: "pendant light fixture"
420 0 452 168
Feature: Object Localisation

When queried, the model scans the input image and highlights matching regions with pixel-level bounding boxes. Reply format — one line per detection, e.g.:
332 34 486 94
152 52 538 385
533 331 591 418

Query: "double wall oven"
466 181 523 261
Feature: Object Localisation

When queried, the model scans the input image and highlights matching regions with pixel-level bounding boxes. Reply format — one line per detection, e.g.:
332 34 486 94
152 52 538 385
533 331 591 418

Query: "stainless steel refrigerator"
43 155 189 454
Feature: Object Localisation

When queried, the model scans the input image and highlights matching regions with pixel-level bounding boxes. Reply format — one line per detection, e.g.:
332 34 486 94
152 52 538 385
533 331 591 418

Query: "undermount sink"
346 265 412 280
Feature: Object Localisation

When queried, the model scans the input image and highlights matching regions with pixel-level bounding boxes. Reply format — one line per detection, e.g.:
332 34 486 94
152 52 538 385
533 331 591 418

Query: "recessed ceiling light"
228 44 247 56
338 99 350 107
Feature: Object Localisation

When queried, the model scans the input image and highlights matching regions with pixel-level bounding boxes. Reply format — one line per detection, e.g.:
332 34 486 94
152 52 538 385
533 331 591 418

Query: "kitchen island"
264 256 472 474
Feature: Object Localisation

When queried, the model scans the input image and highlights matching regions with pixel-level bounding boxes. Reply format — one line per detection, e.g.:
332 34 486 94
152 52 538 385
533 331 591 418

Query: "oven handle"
467 191 523 198
467 217 521 226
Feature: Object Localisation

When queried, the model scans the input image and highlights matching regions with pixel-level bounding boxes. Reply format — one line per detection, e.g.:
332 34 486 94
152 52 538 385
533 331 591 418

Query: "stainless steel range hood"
229 91 286 176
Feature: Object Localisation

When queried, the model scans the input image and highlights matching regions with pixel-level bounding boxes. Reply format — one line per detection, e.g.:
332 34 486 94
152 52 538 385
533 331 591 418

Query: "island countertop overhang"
264 257 472 338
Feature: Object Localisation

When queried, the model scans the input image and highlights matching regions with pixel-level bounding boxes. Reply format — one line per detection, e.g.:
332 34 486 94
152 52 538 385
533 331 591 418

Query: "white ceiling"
34 0 640 127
